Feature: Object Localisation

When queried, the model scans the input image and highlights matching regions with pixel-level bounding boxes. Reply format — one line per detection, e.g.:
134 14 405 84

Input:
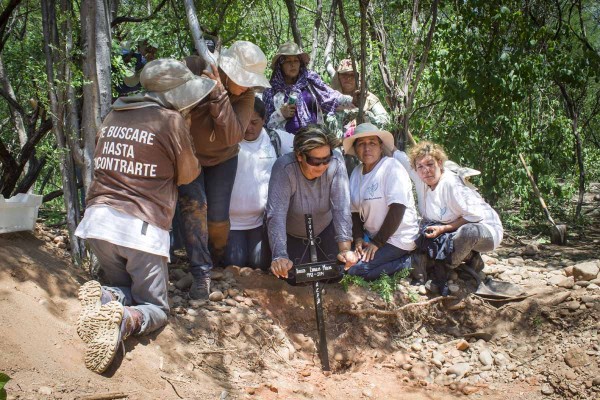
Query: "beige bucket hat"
271 42 310 69
140 58 216 113
343 122 395 156
332 59 358 92
219 41 271 88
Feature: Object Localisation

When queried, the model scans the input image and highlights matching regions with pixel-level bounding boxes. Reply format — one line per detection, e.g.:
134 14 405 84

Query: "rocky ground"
0 184 598 399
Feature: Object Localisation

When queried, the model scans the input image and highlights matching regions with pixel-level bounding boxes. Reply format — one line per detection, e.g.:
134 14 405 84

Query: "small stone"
411 342 423 352
362 388 373 398
125 352 133 361
564 265 574 277
456 339 470 351
411 362 430 378
175 274 193 290
507 257 525 266
187 308 199 316
53 235 65 244
479 349 494 366
446 363 471 378
494 353 509 365
588 283 599 290
418 285 427 295
38 386 53 395
462 385 479 395
224 299 237 307
334 352 344 361
189 299 207 308
239 267 254 277
556 276 575 288
402 363 412 371
541 383 554 395
564 347 590 368
211 270 224 281
209 291 224 302
564 300 580 311
522 244 539 256
572 260 599 281
300 369 311 377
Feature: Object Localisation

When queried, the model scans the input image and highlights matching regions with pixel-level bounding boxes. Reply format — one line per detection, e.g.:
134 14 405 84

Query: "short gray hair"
293 124 341 155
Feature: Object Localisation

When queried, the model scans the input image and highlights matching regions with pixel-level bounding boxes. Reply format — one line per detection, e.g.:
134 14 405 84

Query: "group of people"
73 39 503 374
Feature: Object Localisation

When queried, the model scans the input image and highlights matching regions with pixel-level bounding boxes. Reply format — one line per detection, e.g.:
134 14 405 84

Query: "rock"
462 385 479 395
170 268 187 281
507 257 525 266
362 388 373 398
572 261 599 281
411 342 423 352
576 280 590 287
189 299 207 308
557 276 575 289
224 298 237 307
209 291 224 302
53 235 65 244
418 285 427 295
38 386 53 395
187 308 199 317
522 244 539 256
402 363 412 371
394 351 411 365
211 270 224 281
564 300 580 311
547 274 565 286
448 284 460 294
449 271 459 281
239 267 254 277
446 363 471 378
456 339 470 351
478 349 494 366
564 348 590 368
224 265 241 276
411 362 430 378
175 274 193 290
432 351 445 365
494 353 509 366
435 374 453 385
223 321 241 337
588 283 599 290
541 383 554 395
563 265 574 277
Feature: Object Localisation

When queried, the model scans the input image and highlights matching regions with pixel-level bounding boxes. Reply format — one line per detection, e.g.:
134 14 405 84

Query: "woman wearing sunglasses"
341 123 419 280
266 125 358 284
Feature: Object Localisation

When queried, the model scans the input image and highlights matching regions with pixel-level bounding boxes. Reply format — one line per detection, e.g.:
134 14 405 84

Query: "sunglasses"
303 152 333 167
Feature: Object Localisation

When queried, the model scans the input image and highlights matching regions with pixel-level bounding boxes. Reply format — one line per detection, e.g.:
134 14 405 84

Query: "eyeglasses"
303 152 333 167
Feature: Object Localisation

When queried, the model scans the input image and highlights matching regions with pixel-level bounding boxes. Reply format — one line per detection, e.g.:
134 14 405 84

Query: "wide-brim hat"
219 41 271 88
270 42 310 69
140 58 216 113
332 58 357 92
343 122 395 156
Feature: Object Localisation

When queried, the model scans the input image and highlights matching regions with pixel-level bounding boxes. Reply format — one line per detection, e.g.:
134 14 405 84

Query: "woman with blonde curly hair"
394 141 503 295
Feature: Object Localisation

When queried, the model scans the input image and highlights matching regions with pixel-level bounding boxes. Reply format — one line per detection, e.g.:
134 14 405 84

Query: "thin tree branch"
111 0 168 27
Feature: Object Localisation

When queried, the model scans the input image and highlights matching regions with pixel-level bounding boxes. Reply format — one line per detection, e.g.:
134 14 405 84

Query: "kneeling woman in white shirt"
224 98 279 269
342 123 419 280
395 141 503 287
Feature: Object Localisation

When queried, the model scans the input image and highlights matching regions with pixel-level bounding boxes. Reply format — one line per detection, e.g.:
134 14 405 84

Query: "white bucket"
0 193 43 234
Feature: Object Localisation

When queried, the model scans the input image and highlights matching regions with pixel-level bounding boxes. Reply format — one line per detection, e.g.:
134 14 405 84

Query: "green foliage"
340 269 412 303
0 372 10 400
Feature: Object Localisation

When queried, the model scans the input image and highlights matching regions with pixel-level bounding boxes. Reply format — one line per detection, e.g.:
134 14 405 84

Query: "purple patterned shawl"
263 62 341 130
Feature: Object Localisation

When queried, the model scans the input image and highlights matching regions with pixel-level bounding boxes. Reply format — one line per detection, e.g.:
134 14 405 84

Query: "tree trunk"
284 0 303 48
183 0 217 72
357 0 370 124
307 0 323 71
80 0 112 193
42 0 84 264
322 0 338 78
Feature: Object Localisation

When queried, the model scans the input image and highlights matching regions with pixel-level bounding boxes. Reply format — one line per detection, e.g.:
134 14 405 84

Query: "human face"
281 56 301 83
338 72 356 95
244 111 265 141
354 136 383 171
226 78 249 96
415 154 443 188
296 145 332 180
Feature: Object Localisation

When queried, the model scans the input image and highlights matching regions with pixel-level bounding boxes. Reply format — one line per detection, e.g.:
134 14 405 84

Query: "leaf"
0 373 9 390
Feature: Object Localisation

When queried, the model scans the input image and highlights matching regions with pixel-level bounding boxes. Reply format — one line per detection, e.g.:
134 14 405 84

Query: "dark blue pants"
224 225 270 270
346 243 411 281
177 156 238 276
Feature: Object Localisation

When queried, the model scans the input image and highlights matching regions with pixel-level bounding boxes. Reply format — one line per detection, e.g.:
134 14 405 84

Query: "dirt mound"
2 222 599 399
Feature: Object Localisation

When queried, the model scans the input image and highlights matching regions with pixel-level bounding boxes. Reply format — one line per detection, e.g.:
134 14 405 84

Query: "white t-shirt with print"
349 156 419 251
393 150 503 249
229 129 278 230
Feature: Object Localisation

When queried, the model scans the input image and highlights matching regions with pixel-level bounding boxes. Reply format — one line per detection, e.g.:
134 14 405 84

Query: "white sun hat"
219 41 271 88
342 122 395 156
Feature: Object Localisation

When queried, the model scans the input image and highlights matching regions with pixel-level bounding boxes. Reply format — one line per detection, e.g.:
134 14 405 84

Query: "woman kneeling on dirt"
266 125 358 284
342 123 419 280
394 141 504 296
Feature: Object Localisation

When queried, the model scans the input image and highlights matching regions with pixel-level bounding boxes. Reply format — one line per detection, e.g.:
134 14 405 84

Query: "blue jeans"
177 156 238 275
224 225 270 270
347 242 411 281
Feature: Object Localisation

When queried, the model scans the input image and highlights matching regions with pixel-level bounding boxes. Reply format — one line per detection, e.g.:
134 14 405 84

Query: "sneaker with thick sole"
189 274 211 300
77 280 103 343
84 301 124 374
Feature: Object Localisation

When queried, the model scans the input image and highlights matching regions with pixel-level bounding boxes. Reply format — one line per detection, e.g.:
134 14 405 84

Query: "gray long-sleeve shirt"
266 152 352 260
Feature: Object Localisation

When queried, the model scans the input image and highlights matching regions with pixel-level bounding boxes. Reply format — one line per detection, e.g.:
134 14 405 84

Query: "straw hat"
270 42 310 69
342 123 394 156
219 41 271 88
140 58 216 113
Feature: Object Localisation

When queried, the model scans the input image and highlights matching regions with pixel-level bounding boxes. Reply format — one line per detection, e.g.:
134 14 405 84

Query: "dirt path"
1 184 598 399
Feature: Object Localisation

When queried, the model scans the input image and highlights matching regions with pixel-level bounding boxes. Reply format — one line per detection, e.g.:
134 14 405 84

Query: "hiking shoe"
189 274 211 300
77 280 102 343
84 301 124 374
